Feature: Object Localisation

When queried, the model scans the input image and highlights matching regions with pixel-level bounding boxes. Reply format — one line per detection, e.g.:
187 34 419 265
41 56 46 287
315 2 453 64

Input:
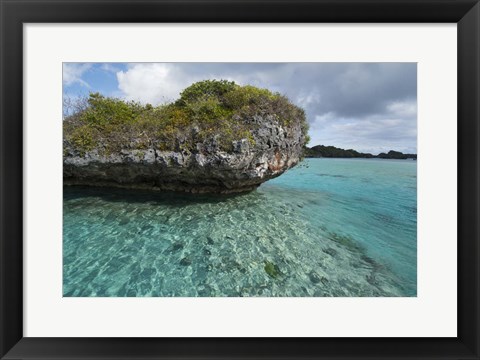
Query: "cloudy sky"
63 63 417 154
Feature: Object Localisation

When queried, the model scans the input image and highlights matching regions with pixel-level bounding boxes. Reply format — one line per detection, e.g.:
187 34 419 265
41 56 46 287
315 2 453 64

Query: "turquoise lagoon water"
63 158 417 297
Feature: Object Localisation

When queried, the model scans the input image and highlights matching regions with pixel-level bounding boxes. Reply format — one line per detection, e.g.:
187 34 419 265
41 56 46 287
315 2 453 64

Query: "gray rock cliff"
64 114 306 194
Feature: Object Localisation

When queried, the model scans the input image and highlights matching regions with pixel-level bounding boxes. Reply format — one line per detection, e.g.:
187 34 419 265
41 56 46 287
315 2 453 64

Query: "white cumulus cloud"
117 64 198 105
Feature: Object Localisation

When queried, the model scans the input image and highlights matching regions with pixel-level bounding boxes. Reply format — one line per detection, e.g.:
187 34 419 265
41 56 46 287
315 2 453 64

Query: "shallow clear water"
63 158 417 297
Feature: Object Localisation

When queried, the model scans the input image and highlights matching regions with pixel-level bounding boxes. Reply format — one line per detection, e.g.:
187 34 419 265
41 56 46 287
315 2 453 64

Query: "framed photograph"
1 0 479 359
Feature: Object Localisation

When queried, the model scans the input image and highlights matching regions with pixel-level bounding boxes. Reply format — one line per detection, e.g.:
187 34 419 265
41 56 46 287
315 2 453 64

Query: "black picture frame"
1 1 479 359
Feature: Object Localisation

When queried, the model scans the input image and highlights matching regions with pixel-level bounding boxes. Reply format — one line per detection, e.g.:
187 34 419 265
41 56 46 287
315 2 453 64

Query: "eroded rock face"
63 114 306 194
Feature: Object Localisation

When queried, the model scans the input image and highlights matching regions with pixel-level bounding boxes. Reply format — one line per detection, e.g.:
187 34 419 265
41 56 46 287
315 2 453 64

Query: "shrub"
175 79 237 105
68 125 96 156
81 93 144 126
63 80 308 155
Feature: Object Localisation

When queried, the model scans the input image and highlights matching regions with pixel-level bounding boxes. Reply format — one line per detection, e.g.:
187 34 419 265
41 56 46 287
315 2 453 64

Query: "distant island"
304 145 417 160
